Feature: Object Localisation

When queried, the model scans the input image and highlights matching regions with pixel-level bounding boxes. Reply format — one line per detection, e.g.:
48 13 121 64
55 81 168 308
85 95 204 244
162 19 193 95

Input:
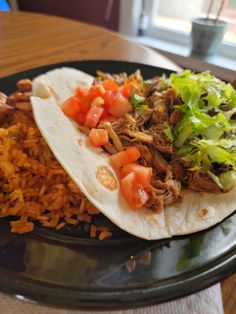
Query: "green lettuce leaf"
130 93 148 110
219 171 236 190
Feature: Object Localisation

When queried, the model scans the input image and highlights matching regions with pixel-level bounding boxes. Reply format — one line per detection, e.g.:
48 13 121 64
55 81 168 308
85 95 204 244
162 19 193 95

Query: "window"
145 0 236 58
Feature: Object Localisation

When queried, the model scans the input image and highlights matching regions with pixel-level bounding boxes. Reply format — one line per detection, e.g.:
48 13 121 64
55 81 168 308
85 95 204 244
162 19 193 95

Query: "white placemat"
0 283 223 314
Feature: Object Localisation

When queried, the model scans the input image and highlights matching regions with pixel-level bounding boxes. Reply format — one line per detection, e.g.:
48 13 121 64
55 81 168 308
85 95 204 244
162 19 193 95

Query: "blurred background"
1 0 235 42
1 0 236 79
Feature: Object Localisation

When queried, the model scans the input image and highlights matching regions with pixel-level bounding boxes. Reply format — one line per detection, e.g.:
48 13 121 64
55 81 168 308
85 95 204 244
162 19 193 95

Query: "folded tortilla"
31 67 236 240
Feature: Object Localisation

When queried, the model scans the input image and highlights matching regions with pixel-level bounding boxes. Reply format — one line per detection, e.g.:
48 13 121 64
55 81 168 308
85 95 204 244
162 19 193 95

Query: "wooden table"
0 11 235 314
0 11 180 77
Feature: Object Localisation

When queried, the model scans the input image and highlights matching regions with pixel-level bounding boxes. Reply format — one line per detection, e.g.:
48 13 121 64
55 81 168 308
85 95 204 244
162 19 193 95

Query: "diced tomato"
74 86 88 99
88 128 109 147
103 90 115 108
108 92 132 118
75 113 86 125
131 185 149 209
80 99 91 113
120 163 152 188
110 151 130 169
100 114 116 123
84 106 104 128
91 96 104 107
110 147 141 169
100 109 116 123
88 85 106 101
61 96 81 120
102 80 119 92
74 87 91 113
125 146 141 162
120 80 138 98
121 172 149 209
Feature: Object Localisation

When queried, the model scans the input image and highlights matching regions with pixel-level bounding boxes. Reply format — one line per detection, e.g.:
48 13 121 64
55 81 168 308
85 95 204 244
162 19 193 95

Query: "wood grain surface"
0 11 235 314
0 11 179 77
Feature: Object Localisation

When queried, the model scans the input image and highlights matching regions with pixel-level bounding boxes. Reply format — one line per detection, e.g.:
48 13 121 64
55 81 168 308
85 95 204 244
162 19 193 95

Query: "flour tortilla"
31 67 236 240
32 67 94 103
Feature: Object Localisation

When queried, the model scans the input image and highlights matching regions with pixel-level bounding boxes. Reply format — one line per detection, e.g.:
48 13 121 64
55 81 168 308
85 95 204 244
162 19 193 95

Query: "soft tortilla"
32 67 94 103
31 67 236 240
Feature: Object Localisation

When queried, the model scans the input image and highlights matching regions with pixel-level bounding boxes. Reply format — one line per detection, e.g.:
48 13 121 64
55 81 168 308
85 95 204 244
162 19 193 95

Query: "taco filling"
30 67 236 240
60 69 236 211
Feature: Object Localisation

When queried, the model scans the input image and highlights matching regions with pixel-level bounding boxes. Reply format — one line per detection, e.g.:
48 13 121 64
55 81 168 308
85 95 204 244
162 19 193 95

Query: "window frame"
119 0 236 60
146 0 236 59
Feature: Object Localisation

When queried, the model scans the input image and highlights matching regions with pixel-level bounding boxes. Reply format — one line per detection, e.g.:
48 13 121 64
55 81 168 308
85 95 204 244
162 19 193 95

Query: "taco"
31 67 236 240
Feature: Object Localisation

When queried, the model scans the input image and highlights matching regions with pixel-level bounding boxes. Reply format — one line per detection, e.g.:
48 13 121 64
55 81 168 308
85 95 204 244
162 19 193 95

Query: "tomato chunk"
125 146 141 162
75 113 86 126
61 96 81 120
100 110 116 123
102 80 119 92
88 128 109 147
110 150 130 169
74 87 91 113
120 80 138 98
88 85 106 101
110 147 141 169
84 106 104 128
108 92 132 118
91 96 104 107
121 172 149 209
74 86 87 99
103 90 114 108
120 163 152 188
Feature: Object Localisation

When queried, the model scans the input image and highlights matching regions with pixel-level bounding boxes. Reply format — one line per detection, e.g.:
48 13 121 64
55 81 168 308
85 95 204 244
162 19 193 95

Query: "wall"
17 0 120 31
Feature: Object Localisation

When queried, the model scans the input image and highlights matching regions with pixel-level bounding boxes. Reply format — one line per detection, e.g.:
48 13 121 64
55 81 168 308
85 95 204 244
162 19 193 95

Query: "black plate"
0 61 235 310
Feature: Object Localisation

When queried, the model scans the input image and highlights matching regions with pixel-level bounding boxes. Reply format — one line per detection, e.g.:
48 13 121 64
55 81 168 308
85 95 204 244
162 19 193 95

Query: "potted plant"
191 0 228 56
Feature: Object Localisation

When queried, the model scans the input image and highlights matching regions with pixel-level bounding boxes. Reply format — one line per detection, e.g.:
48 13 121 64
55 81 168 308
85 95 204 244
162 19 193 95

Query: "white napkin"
0 283 223 314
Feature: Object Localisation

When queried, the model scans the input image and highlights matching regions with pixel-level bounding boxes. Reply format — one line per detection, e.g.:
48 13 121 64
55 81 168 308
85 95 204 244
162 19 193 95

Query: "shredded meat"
146 178 182 211
102 122 124 152
95 71 128 86
143 77 160 97
230 112 236 120
170 109 183 125
152 100 168 124
171 159 185 181
162 179 183 205
152 150 172 180
146 186 164 212
207 108 219 117
147 94 168 123
96 69 143 86
91 71 228 211
153 133 172 154
162 87 178 108
124 113 136 125
212 162 233 175
219 103 232 111
124 129 153 143
188 171 222 193
139 145 153 166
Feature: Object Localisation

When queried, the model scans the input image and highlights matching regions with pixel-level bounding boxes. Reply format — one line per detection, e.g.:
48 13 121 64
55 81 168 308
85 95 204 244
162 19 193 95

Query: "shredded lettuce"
188 139 236 169
207 171 223 189
130 93 148 110
163 121 174 142
169 70 236 188
158 74 171 91
219 171 236 190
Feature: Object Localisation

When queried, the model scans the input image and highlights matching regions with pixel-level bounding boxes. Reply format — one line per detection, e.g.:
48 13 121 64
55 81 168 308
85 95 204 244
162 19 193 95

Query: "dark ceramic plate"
0 61 235 310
